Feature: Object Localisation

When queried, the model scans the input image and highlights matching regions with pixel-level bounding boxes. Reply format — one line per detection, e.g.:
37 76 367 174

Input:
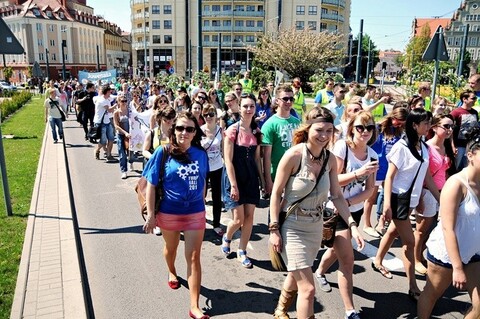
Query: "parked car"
0 81 17 91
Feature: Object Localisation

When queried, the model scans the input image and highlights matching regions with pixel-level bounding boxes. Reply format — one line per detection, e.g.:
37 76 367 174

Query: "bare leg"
414 214 434 271
291 268 317 318
161 229 181 282
417 261 452 319
374 221 398 266
316 247 337 276
238 204 255 251
464 262 480 319
334 229 356 311
364 186 379 229
183 228 206 318
392 217 419 293
225 205 245 241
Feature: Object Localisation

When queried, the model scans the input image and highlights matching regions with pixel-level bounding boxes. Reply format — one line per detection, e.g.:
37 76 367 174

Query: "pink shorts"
156 211 206 231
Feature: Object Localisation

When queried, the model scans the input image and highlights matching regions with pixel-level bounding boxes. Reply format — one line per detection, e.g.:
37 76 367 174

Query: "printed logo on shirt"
177 161 200 190
279 123 299 148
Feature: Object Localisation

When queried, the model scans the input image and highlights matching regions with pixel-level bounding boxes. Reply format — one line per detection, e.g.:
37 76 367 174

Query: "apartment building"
0 0 131 82
130 0 350 78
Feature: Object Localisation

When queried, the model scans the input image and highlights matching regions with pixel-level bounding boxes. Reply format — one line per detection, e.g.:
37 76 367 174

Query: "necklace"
306 145 323 163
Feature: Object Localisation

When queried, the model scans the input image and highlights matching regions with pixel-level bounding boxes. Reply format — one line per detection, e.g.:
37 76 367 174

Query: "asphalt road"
63 117 470 319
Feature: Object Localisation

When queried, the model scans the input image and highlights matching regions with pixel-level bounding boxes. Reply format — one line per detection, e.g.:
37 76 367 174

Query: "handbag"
135 145 169 220
270 149 330 271
87 111 107 141
50 98 66 122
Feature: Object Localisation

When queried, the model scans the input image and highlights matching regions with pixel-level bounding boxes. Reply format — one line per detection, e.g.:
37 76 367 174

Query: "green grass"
0 96 45 319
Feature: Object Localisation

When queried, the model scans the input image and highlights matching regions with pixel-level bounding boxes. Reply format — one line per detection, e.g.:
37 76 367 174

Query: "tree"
247 27 345 83
404 23 431 70
350 34 379 79
3 66 13 82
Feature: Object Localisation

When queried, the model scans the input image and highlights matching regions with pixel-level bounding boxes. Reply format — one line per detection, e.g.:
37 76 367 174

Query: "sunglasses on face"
204 112 216 118
119 100 127 102
280 96 294 102
197 95 207 100
438 124 453 130
160 99 168 103
354 125 375 133
175 125 196 133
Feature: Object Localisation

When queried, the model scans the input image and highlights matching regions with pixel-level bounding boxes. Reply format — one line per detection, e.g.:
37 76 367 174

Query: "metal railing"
321 12 344 22
321 0 346 8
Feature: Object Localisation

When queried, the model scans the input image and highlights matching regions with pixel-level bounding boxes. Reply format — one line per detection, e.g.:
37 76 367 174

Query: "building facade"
130 0 351 78
0 0 131 82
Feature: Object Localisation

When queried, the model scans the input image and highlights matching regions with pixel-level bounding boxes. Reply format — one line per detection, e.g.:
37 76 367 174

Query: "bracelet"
349 221 358 229
268 222 280 231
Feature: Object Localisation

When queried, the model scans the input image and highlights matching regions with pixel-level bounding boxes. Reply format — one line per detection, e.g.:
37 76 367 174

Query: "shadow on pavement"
80 225 144 234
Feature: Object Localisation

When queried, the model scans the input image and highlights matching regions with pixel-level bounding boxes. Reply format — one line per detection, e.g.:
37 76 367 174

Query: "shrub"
0 91 33 121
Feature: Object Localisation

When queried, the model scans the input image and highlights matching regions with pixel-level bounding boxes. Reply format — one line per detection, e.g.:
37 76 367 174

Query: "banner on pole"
78 69 117 85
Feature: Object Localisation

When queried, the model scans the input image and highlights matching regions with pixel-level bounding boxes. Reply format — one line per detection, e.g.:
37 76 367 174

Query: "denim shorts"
427 250 480 269
98 122 114 145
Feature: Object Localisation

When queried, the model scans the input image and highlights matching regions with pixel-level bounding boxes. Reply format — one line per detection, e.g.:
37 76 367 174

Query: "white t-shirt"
200 125 223 171
332 140 378 212
147 94 158 109
94 96 111 124
386 139 429 207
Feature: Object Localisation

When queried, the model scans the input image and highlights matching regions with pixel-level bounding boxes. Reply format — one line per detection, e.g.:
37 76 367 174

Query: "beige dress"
280 144 331 271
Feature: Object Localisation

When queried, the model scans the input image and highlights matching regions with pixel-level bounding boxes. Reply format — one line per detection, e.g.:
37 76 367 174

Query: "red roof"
413 18 451 37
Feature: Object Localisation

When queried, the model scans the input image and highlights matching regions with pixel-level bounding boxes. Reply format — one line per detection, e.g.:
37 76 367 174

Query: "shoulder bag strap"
407 146 423 193
205 127 221 151
158 145 169 185
51 98 65 115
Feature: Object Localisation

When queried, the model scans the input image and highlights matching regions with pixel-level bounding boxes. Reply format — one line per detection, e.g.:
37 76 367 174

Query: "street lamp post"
61 40 67 80
45 48 50 80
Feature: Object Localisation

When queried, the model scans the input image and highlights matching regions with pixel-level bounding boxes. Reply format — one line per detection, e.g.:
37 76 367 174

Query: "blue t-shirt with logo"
143 145 209 214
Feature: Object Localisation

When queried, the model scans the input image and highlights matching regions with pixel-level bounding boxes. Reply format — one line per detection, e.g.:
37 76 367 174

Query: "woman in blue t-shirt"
143 112 210 319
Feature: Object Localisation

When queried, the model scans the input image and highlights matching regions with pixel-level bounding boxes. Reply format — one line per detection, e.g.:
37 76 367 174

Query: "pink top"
225 124 258 147
428 146 450 190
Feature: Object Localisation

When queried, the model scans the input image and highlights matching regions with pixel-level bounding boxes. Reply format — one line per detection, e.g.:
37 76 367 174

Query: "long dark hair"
239 93 262 145
404 108 431 161
168 111 205 162
429 114 456 176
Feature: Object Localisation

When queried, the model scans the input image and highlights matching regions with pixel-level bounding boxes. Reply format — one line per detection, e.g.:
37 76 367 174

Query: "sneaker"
105 155 116 162
129 163 134 171
121 172 127 179
315 273 332 292
345 311 361 319
153 226 161 236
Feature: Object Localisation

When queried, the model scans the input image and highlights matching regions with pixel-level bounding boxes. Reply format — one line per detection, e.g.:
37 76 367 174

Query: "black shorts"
336 208 363 231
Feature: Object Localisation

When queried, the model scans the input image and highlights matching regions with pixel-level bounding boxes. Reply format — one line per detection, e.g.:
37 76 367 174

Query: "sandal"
237 249 252 268
371 262 393 279
221 235 231 256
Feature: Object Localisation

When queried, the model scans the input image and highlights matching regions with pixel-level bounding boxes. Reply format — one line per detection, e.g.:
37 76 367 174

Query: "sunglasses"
354 125 375 133
438 124 453 130
204 112 216 118
280 96 294 102
119 100 127 102
210 92 217 95
160 99 169 103
197 95 207 100
225 99 236 103
235 88 242 91
175 125 196 133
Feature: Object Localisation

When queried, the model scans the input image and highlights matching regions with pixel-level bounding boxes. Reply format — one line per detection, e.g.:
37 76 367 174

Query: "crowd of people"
42 73 480 319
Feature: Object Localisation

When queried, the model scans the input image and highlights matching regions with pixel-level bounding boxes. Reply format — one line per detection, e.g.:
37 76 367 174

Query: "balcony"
321 0 346 8
132 41 150 50
131 12 149 21
131 0 148 5
203 26 263 33
321 12 344 22
202 10 264 18
203 41 256 48
132 27 150 35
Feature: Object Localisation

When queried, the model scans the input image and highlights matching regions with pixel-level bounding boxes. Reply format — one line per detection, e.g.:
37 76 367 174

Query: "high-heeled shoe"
189 310 210 319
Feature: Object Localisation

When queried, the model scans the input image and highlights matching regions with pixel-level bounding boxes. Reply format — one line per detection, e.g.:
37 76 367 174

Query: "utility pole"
458 24 469 77
216 32 221 83
409 48 415 86
45 48 50 80
355 19 363 83
143 0 147 77
365 39 372 84
96 45 100 71
197 0 203 71
61 40 66 80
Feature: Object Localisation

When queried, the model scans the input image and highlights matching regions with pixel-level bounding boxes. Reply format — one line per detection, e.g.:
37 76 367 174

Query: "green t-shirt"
261 114 301 179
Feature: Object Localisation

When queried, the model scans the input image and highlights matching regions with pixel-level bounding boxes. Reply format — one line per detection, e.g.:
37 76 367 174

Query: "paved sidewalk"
10 124 87 319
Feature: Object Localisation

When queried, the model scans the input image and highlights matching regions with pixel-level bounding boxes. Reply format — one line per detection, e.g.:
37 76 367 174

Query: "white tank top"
426 170 480 264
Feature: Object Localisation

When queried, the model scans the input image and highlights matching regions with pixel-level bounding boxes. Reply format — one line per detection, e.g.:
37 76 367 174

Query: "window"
137 23 142 28
212 5 220 11
322 8 328 14
320 22 327 31
332 10 338 15
295 21 304 30
33 8 40 16
152 5 160 14
296 6 305 15
447 37 453 46
235 20 244 27
51 53 56 61
470 37 478 46
245 35 254 42
39 53 44 60
257 21 263 27
204 5 210 11
308 6 317 15
223 35 231 42
308 21 317 30
152 20 160 29
212 34 219 42
152 35 161 44
246 5 255 11
203 35 210 42
204 20 210 27
212 20 220 26
223 20 231 26
50 39 55 46
258 5 264 11
46 11 52 17
38 38 43 46
36 23 42 31
164 35 172 44
164 20 172 29
234 35 243 42
246 20 254 27
223 5 231 11
48 25 54 32
235 5 244 11
164 5 172 14
59 12 64 19
455 37 461 46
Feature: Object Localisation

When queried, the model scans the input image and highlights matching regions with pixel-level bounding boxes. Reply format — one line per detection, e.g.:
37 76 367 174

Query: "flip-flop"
372 262 393 279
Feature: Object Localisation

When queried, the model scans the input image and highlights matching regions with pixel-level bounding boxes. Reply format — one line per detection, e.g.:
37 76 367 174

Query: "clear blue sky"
89 0 460 51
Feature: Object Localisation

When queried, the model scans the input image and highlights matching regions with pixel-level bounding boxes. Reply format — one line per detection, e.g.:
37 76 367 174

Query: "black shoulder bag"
50 98 66 122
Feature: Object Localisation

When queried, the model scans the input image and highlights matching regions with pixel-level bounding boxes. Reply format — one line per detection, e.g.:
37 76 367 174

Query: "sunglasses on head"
354 125 375 133
175 125 196 133
204 112 216 118
280 96 294 102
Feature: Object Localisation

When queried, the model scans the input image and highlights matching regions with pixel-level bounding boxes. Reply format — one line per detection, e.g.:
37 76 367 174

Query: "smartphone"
370 157 378 164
